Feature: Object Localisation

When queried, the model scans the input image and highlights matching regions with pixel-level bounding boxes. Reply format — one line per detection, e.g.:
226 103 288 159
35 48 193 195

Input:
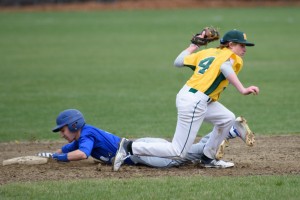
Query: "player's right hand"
243 86 259 95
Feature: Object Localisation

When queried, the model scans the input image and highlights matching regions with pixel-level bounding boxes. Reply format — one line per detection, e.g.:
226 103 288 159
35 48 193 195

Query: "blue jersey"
61 124 133 165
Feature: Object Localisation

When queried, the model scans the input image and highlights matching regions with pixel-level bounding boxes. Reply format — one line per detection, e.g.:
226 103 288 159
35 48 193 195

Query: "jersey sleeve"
78 134 95 157
61 141 79 153
230 54 243 74
174 50 190 67
220 60 235 78
183 52 200 70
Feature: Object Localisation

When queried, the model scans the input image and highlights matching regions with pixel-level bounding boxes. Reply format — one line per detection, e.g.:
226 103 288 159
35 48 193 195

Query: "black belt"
188 88 211 102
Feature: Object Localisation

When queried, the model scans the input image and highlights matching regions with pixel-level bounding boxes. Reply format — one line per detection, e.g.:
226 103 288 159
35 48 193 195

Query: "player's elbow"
174 59 184 67
77 151 88 160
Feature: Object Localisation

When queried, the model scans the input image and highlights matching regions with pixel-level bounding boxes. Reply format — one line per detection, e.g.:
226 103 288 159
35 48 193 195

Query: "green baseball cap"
220 29 254 46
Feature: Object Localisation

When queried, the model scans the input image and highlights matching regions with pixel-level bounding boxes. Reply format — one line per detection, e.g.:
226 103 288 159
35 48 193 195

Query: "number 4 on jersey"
198 57 215 74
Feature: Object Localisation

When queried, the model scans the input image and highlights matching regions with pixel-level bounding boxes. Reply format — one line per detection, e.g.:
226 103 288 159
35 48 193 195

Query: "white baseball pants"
132 85 235 159
130 136 207 168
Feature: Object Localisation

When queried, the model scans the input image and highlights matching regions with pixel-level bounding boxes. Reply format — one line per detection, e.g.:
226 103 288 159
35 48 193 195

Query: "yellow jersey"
184 48 243 101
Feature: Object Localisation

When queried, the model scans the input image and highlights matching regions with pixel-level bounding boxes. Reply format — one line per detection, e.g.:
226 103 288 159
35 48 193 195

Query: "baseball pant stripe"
180 99 202 155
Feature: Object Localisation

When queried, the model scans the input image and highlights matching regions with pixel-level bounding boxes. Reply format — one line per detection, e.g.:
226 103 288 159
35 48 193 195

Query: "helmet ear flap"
68 116 85 133
68 122 78 132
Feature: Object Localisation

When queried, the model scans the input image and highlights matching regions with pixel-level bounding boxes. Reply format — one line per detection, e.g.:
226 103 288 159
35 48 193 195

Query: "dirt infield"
1 135 299 185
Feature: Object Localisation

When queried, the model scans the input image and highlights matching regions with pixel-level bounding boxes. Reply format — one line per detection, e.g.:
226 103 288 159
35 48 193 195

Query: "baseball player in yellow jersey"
113 29 259 171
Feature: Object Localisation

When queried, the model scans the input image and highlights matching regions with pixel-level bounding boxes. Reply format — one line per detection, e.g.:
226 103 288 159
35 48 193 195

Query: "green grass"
1 175 299 200
0 6 300 200
1 7 299 142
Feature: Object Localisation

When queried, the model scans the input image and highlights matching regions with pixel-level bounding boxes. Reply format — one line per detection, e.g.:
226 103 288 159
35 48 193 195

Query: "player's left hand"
52 153 69 162
191 26 220 46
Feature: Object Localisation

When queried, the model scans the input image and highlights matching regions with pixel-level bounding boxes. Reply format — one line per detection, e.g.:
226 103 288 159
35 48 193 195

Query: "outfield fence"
1 0 298 7
0 0 115 6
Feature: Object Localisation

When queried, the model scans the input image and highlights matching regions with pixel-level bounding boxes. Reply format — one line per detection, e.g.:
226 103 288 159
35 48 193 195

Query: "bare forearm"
227 73 260 95
227 73 246 93
67 150 87 161
186 44 199 53
55 149 62 153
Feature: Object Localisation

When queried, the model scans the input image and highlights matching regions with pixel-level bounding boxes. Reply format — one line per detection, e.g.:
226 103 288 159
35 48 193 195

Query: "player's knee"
179 151 188 159
175 147 188 158
220 112 235 128
171 146 187 158
229 112 235 122
226 112 236 126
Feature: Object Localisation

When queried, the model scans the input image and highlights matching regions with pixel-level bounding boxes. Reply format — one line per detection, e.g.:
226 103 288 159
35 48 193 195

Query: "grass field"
0 6 299 199
1 175 299 200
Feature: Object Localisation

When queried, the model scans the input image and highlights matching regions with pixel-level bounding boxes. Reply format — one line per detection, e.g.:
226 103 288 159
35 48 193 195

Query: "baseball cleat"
234 116 255 146
215 139 229 160
200 159 234 168
112 138 129 172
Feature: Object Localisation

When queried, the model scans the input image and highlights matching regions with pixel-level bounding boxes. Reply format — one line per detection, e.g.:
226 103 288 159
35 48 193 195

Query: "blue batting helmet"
52 109 85 133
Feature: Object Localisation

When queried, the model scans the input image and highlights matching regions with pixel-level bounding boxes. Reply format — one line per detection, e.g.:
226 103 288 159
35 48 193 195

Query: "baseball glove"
191 26 220 46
